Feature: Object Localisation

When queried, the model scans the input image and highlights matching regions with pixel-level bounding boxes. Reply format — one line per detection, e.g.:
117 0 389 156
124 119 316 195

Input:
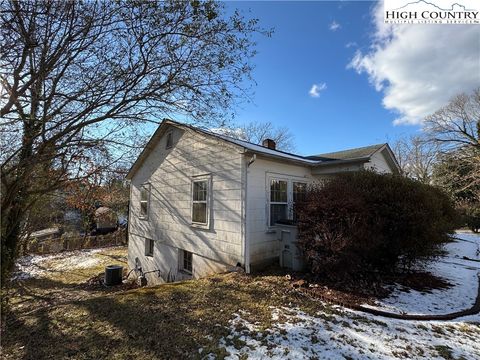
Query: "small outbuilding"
94 206 118 235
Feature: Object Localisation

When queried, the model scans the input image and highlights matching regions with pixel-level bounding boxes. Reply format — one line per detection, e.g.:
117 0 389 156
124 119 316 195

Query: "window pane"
293 182 307 202
193 181 207 201
270 204 287 226
166 132 173 148
183 251 192 272
140 187 148 202
192 203 207 223
146 239 154 256
270 180 287 202
140 201 148 216
149 240 154 255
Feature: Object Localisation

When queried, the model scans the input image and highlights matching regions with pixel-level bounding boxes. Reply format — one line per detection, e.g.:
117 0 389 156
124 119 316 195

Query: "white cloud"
349 2 480 125
345 41 357 48
329 21 341 32
309 83 327 98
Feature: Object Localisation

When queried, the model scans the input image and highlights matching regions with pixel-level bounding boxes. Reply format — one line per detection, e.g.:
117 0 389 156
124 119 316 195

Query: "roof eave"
311 156 371 167
243 149 320 166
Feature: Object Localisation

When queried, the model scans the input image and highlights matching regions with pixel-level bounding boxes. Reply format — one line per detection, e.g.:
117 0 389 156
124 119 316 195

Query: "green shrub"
296 171 458 278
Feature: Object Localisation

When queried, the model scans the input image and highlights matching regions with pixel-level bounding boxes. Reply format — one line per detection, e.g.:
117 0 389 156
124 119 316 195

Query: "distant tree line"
393 88 480 232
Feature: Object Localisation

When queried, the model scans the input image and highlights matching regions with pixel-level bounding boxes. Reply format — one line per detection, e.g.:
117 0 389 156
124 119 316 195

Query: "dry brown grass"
1 249 334 360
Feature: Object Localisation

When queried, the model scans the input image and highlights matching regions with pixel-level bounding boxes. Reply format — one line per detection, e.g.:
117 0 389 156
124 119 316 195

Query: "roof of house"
95 206 113 216
29 227 61 238
307 144 387 161
198 127 320 164
126 119 399 179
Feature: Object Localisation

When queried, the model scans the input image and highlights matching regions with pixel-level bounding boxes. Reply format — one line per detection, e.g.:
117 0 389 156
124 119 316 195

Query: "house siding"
245 153 393 270
311 162 364 175
246 156 314 268
364 150 393 173
128 126 245 284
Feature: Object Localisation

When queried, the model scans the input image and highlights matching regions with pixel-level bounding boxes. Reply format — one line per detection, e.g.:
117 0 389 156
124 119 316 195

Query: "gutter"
243 153 256 273
243 150 319 166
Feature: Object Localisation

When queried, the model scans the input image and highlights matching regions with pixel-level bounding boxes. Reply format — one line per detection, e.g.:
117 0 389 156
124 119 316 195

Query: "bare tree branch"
0 0 267 282
212 121 296 152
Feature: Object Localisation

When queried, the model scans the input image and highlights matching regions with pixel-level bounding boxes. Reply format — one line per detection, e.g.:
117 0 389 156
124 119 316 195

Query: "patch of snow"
364 232 480 315
217 306 480 359
214 232 480 359
11 248 112 280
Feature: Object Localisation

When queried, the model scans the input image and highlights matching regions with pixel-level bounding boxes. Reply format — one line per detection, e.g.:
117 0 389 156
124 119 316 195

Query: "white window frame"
268 178 289 227
191 174 212 228
145 238 154 257
139 183 151 220
267 175 308 228
165 131 173 149
179 249 193 274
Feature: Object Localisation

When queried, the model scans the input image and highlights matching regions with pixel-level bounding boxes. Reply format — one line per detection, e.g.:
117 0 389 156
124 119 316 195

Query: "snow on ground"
218 306 480 360
363 232 480 315
217 232 480 359
11 248 106 280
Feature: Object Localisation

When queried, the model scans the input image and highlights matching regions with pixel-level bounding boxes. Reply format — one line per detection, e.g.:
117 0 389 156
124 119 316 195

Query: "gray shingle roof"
202 129 320 164
307 143 386 161
127 120 397 179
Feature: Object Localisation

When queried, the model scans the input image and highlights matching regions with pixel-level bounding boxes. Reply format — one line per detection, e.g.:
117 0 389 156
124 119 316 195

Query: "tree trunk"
1 197 26 285
1 119 35 286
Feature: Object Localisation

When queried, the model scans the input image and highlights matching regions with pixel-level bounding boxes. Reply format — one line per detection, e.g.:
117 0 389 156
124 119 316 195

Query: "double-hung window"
268 178 308 226
192 177 209 225
269 179 288 226
140 184 150 219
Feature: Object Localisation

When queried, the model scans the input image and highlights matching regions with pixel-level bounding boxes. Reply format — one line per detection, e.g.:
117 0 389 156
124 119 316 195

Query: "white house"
126 119 400 284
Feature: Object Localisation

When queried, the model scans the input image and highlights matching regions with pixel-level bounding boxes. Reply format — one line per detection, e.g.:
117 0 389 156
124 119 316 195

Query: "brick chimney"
262 138 276 150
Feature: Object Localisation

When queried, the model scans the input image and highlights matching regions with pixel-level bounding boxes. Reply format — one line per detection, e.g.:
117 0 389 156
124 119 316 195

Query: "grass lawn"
2 245 480 359
2 247 324 359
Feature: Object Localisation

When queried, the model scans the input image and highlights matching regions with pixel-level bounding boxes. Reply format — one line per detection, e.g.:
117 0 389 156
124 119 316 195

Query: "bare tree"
393 135 438 184
213 121 296 152
425 88 480 197
424 88 480 152
0 0 266 282
424 88 480 232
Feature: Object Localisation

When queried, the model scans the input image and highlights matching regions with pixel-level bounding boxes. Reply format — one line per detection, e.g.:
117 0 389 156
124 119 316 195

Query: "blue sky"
229 0 415 155
225 0 479 155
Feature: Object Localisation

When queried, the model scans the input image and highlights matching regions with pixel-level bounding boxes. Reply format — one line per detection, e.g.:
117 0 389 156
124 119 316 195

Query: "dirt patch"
82 272 139 293
274 268 452 307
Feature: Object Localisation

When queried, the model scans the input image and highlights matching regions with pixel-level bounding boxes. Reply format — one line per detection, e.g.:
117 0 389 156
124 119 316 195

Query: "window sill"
179 270 193 277
190 223 209 230
145 254 153 258
139 216 149 221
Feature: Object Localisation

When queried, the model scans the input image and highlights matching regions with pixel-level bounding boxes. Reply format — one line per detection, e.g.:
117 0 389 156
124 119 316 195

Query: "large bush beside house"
296 171 458 279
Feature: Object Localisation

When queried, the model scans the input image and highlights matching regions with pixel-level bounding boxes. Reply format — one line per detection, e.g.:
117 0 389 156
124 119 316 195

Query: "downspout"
244 154 256 273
